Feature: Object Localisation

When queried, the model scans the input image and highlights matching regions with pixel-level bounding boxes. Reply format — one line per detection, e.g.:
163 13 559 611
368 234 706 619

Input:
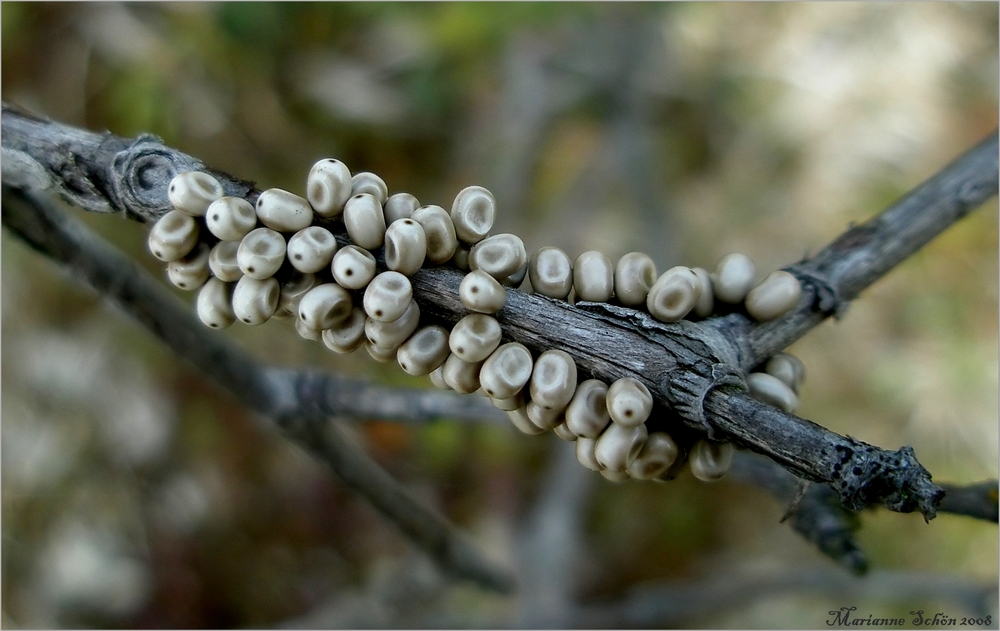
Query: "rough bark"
3 102 997 520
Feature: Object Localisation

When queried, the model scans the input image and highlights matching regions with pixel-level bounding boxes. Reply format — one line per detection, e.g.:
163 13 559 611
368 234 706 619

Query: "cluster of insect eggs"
149 162 805 483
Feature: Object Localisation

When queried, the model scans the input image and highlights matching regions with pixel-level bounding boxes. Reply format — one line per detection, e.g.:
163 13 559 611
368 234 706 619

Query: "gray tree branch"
2 102 996 521
0 185 515 594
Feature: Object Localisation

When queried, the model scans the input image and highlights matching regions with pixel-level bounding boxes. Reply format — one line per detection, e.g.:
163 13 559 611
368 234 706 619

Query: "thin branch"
729 452 997 572
729 451 868 574
744 131 1000 366
938 481 1000 523
2 102 996 519
0 186 515 594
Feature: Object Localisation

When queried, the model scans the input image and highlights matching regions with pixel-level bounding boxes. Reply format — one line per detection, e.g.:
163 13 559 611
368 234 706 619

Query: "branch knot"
109 135 203 223
666 361 745 440
825 442 944 521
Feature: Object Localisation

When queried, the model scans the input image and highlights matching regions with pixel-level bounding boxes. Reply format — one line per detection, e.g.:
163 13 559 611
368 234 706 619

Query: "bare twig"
0 186 515 594
729 451 868 575
938 481 1000 523
2 102 996 519
729 452 997 572
744 131 1000 365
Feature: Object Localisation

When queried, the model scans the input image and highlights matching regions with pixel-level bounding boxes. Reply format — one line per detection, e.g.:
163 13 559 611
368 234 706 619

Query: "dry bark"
3 101 997 522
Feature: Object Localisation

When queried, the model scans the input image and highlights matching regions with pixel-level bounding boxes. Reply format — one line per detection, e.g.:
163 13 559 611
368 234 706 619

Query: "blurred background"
2 3 997 628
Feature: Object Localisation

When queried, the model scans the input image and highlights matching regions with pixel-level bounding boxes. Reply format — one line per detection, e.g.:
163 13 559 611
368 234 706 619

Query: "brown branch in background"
0 186 515 594
2 102 996 520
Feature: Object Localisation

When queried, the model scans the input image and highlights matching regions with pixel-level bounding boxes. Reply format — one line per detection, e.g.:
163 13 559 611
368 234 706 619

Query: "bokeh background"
2 2 997 628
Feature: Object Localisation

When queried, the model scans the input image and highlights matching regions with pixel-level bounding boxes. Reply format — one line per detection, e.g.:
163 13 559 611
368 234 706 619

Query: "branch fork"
2 102 996 567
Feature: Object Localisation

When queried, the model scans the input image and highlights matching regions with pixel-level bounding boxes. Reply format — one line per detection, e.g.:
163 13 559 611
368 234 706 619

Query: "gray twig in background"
1 186 515 594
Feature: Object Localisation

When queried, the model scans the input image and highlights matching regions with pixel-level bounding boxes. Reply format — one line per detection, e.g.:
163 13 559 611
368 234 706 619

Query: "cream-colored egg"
208 240 242 282
452 245 472 271
450 185 495 245
167 243 211 291
148 210 199 262
363 271 412 322
528 349 578 411
606 377 653 428
411 205 458 265
351 171 388 205
295 316 323 341
448 314 502 363
745 270 802 321
287 226 337 274
506 406 547 436
321 307 367 354
552 423 578 442
528 246 573 299
384 218 428 276
384 192 420 225
366 341 399 363
237 227 286 280
298 283 353 331
344 192 386 250
646 266 701 322
626 432 679 480
564 379 611 439
489 391 525 411
206 196 257 241
479 342 534 399
364 299 421 350
396 325 450 376
573 251 614 302
594 422 648 472
331 245 377 290
746 372 799 413
196 277 236 329
469 233 527 280
278 271 318 313
711 253 756 304
459 270 507 314
429 365 451 390
232 276 280 326
764 353 806 393
307 158 353 217
600 469 630 483
688 440 734 482
691 267 714 318
168 171 224 216
614 252 657 307
255 188 314 233
442 354 485 394
575 437 602 471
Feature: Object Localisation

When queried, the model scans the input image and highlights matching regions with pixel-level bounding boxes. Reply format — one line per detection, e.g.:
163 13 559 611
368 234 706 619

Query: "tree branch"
938 481 1000 523
745 131 1000 365
2 102 996 520
729 451 868 574
0 185 515 594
